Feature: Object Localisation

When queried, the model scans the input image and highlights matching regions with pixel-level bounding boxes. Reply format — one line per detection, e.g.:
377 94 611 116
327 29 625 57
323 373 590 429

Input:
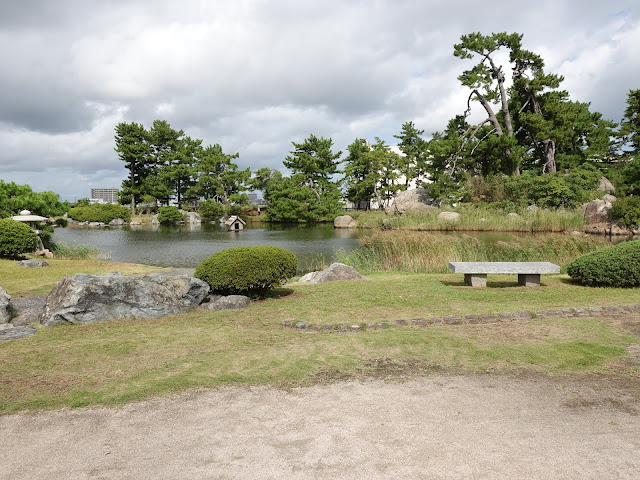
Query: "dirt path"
1 374 639 479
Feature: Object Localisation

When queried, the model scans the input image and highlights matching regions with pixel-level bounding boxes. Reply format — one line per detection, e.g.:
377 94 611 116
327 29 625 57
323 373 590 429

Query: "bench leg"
518 274 541 287
464 274 487 287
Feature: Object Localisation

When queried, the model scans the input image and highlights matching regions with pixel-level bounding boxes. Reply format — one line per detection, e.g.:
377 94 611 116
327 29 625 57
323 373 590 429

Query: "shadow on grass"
440 280 535 289
268 288 296 299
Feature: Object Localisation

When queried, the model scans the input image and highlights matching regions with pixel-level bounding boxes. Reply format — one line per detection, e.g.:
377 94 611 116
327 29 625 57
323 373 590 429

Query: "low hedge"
0 219 39 259
566 240 640 287
68 204 131 223
194 246 297 298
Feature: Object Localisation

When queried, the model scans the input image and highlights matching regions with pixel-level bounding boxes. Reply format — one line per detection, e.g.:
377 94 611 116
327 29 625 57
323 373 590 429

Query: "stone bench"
448 262 561 287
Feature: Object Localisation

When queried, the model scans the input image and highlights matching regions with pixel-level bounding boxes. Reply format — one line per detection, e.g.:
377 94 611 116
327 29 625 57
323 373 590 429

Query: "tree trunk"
542 139 557 173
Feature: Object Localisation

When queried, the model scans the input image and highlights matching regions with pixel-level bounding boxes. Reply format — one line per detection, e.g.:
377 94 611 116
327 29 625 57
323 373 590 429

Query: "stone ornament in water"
39 273 210 326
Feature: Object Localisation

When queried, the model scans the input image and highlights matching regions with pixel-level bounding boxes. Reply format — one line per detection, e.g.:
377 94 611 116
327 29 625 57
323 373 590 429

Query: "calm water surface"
54 223 363 272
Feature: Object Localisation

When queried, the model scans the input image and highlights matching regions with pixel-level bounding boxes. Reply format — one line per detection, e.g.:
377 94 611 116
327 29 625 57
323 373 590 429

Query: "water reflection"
54 223 362 272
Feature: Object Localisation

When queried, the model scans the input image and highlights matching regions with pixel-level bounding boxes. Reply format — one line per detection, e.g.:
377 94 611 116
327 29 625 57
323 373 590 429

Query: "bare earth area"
1 374 639 479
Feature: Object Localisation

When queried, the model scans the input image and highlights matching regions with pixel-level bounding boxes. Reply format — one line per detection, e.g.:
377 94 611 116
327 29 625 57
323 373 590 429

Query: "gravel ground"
1 374 639 480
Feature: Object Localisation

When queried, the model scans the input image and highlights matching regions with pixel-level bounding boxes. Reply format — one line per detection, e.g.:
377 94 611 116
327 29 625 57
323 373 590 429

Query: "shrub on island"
68 204 131 223
157 206 184 225
194 246 297 298
566 240 640 287
0 219 39 259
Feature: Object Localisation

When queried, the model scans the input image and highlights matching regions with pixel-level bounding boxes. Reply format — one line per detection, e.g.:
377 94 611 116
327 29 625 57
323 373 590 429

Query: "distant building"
90 188 118 204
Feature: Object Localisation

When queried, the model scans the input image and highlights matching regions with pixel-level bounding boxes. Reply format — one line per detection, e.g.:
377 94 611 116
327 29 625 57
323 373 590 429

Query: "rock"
584 222 610 235
0 325 37 342
88 222 105 227
334 215 357 228
598 176 615 193
381 218 393 230
202 295 251 311
39 273 210 327
308 263 367 284
526 205 539 213
386 187 436 215
582 199 612 225
602 194 617 204
35 249 54 258
10 295 47 326
610 221 631 236
109 218 126 226
184 212 202 224
298 271 320 283
508 212 519 218
151 214 160 225
130 221 142 225
17 259 49 268
437 211 461 222
1 287 11 324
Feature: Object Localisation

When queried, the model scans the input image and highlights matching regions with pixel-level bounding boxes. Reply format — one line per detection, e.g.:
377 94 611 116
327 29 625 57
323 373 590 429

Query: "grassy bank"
349 205 586 232
1 267 638 414
337 231 607 274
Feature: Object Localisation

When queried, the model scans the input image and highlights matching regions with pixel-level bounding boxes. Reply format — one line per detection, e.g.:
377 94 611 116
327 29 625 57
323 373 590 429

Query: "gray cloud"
0 0 639 201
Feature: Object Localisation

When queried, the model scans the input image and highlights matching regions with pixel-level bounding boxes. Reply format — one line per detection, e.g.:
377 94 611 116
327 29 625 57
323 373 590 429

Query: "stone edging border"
282 304 640 333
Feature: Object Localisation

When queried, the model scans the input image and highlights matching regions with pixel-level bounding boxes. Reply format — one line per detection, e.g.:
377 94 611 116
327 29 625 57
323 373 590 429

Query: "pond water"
53 223 630 273
53 223 363 272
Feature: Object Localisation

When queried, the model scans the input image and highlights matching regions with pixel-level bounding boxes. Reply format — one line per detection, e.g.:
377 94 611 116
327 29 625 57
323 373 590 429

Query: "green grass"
350 205 585 231
337 230 606 274
52 242 104 260
1 268 639 415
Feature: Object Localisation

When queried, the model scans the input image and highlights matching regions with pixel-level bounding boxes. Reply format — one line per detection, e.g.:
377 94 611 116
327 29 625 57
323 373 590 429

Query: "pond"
53 223 363 272
53 223 629 273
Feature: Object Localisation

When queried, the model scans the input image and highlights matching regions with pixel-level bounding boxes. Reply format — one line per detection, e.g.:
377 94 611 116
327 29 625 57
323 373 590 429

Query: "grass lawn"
1 260 639 415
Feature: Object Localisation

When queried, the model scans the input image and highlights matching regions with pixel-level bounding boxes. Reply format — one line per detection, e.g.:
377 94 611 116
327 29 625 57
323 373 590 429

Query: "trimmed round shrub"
567 240 640 287
195 246 297 298
157 206 183 225
0 219 40 259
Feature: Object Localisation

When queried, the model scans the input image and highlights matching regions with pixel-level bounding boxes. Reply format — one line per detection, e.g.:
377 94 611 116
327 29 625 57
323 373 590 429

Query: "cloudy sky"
1 0 638 201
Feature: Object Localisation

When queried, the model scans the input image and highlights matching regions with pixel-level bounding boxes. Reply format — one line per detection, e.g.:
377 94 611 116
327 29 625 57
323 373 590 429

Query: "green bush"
0 219 39 259
199 200 225 221
567 240 640 287
610 196 640 228
157 206 183 224
68 204 131 223
195 246 298 298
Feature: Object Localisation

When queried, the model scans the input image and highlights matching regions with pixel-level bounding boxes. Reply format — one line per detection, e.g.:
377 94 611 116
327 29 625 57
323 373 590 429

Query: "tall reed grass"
337 230 607 274
349 205 585 232
52 242 109 260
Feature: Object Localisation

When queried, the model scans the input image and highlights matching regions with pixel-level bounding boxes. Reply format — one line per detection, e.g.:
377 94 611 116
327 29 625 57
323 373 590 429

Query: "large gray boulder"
334 215 357 228
386 187 437 215
184 212 202 224
39 273 210 327
598 176 615 193
109 218 126 226
1 287 12 324
582 199 612 225
308 263 367 284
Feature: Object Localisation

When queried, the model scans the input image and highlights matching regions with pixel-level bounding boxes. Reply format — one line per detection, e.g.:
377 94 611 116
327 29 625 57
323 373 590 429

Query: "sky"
1 0 639 202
